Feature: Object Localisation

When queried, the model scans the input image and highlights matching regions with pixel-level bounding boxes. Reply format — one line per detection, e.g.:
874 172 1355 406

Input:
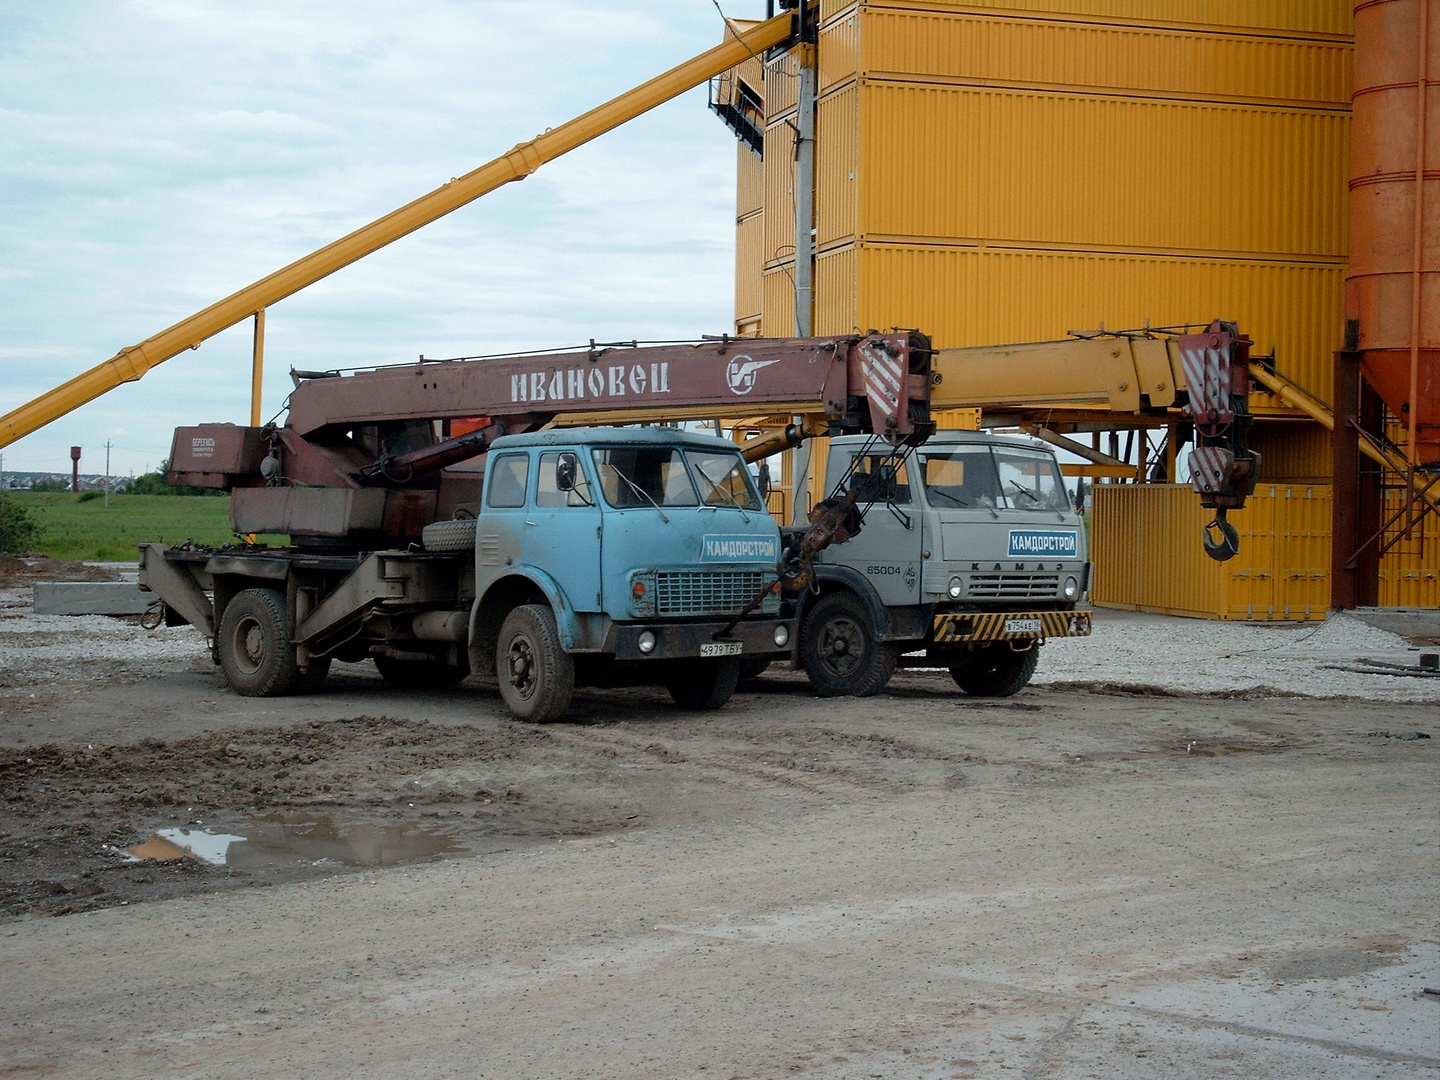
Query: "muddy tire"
496 604 574 723
801 590 898 698
666 657 741 710
422 518 477 553
218 587 300 697
374 654 468 688
948 645 1039 697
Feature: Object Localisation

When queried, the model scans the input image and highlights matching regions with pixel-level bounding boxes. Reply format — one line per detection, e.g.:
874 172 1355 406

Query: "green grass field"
12 493 243 562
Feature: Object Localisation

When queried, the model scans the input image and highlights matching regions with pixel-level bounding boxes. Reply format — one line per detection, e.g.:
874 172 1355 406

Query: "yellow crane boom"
0 12 794 450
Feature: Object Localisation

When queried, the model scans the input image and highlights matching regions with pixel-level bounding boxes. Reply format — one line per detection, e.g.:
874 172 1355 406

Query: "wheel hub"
818 617 863 676
506 637 537 699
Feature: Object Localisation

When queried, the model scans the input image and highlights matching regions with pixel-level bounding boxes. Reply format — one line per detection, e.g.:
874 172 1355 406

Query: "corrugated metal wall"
1093 482 1439 612
1093 483 1332 620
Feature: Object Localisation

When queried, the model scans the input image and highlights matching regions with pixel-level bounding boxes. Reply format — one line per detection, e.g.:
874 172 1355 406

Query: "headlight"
773 624 790 647
948 576 964 599
637 630 657 654
1062 576 1079 600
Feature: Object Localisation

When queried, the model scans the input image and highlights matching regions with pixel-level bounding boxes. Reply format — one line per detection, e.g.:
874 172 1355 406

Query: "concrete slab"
1352 607 1440 641
31 580 151 616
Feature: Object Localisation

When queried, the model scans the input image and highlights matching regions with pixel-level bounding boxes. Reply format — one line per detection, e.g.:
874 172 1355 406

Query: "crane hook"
1203 510 1241 562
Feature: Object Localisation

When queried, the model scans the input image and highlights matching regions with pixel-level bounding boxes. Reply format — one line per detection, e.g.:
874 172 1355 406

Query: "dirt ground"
0 590 1437 1077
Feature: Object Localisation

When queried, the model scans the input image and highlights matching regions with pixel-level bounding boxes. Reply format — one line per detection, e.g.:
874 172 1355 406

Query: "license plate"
700 641 743 657
1004 618 1043 635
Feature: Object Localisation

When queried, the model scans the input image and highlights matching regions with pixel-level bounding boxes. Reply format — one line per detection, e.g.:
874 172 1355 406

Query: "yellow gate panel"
857 8 1352 107
854 242 1346 402
737 141 765 219
871 0 1353 37
856 82 1350 259
1092 483 1331 621
735 212 765 331
817 83 859 247
1378 495 1440 610
815 244 858 336
761 264 797 338
763 122 798 273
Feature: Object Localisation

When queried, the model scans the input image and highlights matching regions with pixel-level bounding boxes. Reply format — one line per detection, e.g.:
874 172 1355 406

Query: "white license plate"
700 641 743 657
1004 618 1043 635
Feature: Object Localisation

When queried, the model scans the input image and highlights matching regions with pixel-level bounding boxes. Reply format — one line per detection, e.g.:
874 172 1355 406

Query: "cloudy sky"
0 1 764 477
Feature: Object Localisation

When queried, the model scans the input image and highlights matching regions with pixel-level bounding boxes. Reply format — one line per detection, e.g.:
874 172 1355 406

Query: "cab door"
522 449 604 612
815 446 923 605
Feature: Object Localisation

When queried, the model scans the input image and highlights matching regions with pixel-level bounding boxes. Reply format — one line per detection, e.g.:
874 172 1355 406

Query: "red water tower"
70 446 81 493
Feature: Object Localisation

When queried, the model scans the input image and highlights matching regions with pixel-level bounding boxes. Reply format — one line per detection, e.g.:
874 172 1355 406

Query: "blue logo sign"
1008 530 1078 558
701 534 779 562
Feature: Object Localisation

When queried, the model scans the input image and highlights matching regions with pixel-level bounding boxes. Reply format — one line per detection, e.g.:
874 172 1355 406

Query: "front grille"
654 570 774 616
967 573 1059 600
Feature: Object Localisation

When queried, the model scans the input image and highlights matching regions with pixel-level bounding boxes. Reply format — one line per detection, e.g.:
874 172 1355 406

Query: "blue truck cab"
466 426 790 721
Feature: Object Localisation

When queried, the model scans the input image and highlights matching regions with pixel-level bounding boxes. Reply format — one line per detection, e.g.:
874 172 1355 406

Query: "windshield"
685 450 764 510
918 446 1068 513
591 447 698 508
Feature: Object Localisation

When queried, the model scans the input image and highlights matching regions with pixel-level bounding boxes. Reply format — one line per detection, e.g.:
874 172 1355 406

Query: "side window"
486 453 529 508
536 451 594 507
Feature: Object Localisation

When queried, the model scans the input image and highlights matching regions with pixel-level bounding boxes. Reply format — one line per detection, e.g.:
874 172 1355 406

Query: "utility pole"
789 0 819 523
104 440 112 507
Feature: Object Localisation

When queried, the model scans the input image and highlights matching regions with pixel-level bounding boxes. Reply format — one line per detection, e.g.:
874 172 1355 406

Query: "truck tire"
422 518 477 553
374 654 468 688
666 657 741 710
801 590 898 698
948 645 1039 697
496 604 574 723
218 587 301 697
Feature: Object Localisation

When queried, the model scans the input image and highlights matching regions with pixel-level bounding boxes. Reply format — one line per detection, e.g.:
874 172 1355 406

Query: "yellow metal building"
728 0 1436 615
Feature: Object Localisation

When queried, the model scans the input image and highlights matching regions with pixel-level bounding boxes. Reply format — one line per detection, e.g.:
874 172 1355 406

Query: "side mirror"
757 461 772 500
555 453 579 492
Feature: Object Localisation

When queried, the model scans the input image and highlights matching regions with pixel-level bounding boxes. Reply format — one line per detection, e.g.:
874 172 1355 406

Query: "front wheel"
948 645 1039 697
666 657 741 710
801 591 898 698
218 587 300 697
496 605 574 723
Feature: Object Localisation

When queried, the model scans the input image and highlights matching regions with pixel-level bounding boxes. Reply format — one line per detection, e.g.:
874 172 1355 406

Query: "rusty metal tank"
1346 0 1439 464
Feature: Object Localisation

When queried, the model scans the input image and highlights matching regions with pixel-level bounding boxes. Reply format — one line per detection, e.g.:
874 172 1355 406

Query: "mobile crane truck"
138 333 933 722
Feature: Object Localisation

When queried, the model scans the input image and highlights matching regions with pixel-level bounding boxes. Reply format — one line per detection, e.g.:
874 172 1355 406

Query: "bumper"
932 609 1092 644
612 618 794 661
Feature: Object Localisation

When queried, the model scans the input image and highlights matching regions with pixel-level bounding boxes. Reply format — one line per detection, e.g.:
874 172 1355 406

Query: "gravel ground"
4 582 1435 701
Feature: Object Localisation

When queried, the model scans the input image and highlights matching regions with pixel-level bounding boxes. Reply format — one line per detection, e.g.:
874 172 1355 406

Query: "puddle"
122 815 468 870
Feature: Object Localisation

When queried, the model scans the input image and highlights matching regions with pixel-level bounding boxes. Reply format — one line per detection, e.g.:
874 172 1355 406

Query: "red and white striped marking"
857 342 902 416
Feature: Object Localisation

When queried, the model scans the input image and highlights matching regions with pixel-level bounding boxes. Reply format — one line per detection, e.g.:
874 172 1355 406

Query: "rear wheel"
496 605 574 723
666 658 741 710
218 587 300 697
948 645 1039 697
801 591 898 698
374 653 469 688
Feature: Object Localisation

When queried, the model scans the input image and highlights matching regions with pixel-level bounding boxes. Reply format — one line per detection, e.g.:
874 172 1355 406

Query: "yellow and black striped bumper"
932 609 1092 644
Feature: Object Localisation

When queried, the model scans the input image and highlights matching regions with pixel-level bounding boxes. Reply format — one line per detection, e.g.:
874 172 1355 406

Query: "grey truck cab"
792 431 1092 697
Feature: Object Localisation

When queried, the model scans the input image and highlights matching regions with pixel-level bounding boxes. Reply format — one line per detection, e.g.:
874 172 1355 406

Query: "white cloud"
0 0 763 474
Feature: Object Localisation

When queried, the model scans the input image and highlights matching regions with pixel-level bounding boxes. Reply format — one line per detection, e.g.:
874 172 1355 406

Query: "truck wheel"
801 591 898 698
666 657 741 710
948 645 1039 697
374 654 468 688
496 604 574 723
218 587 300 697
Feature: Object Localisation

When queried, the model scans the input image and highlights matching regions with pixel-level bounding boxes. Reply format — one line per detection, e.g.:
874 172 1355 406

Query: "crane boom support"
0 12 795 450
